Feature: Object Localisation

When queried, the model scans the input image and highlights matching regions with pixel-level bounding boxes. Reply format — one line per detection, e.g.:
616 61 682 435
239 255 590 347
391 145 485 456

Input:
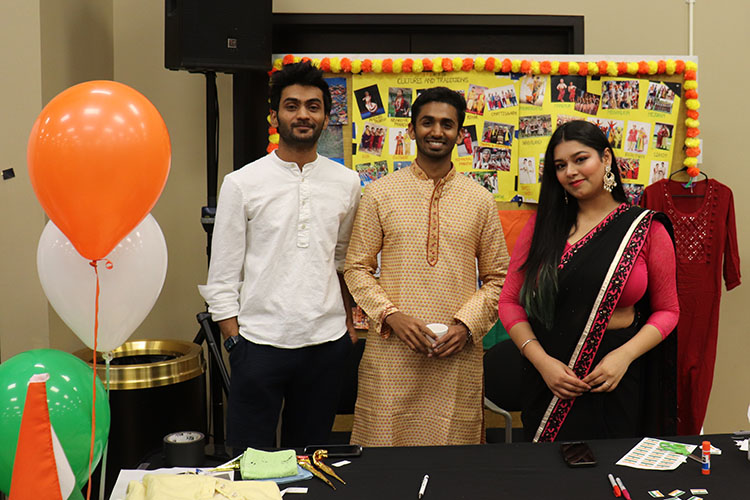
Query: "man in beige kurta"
344 87 509 446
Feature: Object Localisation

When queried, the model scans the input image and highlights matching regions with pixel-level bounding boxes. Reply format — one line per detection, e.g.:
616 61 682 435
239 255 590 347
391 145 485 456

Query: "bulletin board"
268 55 701 209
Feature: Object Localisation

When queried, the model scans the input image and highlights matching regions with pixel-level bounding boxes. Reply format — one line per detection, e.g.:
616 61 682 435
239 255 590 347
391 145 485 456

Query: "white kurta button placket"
297 169 311 248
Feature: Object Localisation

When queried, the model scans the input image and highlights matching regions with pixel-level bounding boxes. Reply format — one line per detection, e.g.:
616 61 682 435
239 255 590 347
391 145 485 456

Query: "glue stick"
701 441 710 475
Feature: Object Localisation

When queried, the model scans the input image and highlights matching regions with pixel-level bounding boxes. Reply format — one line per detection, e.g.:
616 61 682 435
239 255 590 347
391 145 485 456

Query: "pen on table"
615 477 631 500
418 474 429 499
607 473 621 497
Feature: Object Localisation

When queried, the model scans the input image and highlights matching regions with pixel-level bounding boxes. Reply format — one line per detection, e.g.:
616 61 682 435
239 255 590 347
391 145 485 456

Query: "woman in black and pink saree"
499 121 679 442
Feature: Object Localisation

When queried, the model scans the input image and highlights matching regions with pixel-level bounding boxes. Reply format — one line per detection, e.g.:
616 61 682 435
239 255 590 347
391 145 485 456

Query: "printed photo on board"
587 118 625 149
466 84 488 115
624 121 652 155
601 80 640 110
389 127 411 156
457 125 478 157
355 161 388 187
473 147 511 171
520 75 547 106
553 76 585 103
325 77 348 125
360 122 387 156
482 121 514 147
388 87 412 118
317 125 344 159
518 157 536 184
519 115 552 138
355 84 385 119
373 160 388 177
649 160 669 184
575 91 601 115
486 85 518 110
653 122 674 151
464 171 498 194
538 153 545 182
355 162 374 186
617 157 641 180
623 183 645 205
645 81 677 113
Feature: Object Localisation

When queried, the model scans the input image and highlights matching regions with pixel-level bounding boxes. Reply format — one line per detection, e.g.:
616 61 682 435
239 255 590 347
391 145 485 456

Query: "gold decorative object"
204 461 240 473
312 450 346 484
298 455 335 490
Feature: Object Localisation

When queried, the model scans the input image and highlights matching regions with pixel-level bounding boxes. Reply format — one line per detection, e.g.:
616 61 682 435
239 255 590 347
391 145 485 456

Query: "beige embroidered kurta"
344 163 509 446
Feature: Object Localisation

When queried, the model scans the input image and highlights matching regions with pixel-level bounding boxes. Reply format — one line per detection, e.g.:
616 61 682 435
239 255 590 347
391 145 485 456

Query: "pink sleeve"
498 216 535 331
644 220 680 338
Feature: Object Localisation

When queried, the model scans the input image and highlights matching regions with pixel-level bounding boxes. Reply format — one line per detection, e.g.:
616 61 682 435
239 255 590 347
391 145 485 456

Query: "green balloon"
69 488 86 500
0 349 111 494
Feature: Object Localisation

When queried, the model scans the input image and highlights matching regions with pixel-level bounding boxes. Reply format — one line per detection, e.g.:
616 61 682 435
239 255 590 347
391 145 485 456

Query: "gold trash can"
74 340 207 494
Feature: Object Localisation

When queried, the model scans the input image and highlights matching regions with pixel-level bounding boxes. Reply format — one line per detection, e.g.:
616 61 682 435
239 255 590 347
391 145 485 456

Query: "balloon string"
86 260 100 500
98 352 112 500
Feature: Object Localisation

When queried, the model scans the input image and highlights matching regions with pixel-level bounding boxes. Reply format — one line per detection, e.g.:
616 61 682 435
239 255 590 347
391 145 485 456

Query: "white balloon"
37 214 168 352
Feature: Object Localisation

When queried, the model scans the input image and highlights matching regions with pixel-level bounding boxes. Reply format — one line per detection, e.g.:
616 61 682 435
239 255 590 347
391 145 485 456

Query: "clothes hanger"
669 166 708 197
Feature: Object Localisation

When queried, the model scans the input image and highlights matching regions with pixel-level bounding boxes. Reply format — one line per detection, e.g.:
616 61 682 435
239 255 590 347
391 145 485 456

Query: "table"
295 434 746 499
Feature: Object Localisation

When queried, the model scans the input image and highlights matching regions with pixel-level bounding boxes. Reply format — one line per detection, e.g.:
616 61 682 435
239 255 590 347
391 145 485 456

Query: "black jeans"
226 333 353 451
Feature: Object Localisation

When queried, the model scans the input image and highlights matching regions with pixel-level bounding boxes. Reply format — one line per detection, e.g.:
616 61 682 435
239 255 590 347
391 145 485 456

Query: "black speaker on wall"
165 0 273 72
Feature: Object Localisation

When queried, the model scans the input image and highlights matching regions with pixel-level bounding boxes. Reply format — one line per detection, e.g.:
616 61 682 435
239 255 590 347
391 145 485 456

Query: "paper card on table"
648 490 665 498
668 489 685 497
280 486 309 496
690 489 708 495
616 438 697 470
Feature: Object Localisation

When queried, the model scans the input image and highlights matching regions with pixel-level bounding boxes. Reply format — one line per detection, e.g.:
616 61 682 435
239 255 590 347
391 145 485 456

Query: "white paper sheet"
616 437 697 470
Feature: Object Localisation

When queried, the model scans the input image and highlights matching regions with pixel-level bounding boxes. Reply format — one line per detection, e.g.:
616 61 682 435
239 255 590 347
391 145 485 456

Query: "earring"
603 163 616 193
564 191 569 205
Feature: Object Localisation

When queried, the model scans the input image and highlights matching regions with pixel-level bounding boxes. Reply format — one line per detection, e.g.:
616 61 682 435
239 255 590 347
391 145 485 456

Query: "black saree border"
534 207 655 442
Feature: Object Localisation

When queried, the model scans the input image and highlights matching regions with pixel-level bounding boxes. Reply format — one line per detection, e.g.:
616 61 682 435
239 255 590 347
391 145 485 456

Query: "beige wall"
2 0 747 432
0 1 48 359
38 0 115 352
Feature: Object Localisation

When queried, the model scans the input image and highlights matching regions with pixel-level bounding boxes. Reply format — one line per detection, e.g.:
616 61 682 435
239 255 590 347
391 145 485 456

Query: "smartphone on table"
560 441 597 467
302 444 363 458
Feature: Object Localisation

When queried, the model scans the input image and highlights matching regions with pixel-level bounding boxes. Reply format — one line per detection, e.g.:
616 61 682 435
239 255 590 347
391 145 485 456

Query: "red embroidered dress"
642 179 741 435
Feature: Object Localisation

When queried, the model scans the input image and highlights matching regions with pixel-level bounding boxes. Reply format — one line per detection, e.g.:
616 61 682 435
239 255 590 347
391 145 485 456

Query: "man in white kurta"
199 62 360 450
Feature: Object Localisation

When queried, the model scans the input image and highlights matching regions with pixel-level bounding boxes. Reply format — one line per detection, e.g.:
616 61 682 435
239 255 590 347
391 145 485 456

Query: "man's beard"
278 120 324 147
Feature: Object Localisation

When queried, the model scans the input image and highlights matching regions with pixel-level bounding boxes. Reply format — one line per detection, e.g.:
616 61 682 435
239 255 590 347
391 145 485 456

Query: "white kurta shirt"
199 151 361 348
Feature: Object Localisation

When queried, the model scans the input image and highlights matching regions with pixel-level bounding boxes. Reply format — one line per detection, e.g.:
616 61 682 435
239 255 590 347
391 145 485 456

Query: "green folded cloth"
240 448 298 479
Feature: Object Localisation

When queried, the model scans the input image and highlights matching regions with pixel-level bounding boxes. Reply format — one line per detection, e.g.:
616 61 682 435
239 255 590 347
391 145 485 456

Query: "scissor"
659 441 703 463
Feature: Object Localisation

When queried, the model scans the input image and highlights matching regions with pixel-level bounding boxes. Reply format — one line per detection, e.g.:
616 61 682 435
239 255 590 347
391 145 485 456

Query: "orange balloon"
28 81 171 260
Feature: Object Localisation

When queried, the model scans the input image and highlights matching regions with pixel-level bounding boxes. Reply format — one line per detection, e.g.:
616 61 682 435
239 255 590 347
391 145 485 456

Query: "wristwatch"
223 335 241 352
456 320 472 344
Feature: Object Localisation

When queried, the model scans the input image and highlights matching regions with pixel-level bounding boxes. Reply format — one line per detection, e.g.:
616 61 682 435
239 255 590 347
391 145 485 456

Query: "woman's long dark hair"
520 120 628 328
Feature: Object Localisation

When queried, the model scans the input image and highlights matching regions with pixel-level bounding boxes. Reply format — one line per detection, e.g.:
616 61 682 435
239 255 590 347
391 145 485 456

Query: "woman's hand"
536 355 591 400
582 349 634 392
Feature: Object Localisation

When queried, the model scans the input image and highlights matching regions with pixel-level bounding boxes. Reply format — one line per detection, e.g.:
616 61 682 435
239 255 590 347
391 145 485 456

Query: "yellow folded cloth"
125 473 282 500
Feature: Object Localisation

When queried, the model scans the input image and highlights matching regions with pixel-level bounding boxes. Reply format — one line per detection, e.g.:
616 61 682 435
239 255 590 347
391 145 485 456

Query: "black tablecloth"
295 435 746 499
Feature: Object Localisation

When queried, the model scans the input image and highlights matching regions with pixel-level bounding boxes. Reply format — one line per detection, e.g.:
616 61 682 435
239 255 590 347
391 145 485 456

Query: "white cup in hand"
425 323 449 352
